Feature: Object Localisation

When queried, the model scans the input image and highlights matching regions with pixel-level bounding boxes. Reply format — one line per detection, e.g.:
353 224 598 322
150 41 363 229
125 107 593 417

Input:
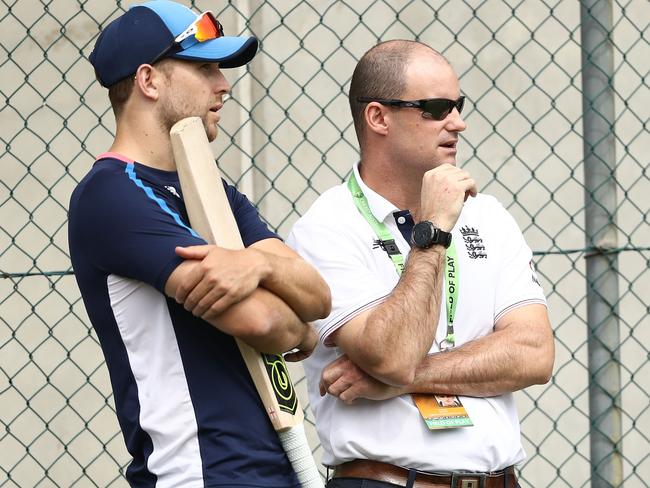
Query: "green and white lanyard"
348 173 459 349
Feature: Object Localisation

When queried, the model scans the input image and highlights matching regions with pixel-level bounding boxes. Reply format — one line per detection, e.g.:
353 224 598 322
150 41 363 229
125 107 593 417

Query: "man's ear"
364 102 390 137
133 64 162 101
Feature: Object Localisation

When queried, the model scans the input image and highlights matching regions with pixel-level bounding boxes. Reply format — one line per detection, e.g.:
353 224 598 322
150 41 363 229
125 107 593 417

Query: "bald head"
349 40 449 146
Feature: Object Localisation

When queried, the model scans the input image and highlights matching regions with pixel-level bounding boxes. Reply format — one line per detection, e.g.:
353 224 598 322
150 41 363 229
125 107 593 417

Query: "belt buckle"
451 472 487 488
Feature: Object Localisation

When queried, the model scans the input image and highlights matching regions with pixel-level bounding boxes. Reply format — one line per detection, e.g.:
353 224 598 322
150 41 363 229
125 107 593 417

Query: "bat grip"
278 424 324 488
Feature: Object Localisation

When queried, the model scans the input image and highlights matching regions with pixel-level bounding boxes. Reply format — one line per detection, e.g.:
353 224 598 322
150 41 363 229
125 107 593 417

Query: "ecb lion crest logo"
459 226 487 259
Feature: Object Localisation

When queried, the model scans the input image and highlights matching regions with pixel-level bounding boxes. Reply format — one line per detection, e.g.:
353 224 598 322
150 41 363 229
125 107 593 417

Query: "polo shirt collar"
353 162 400 223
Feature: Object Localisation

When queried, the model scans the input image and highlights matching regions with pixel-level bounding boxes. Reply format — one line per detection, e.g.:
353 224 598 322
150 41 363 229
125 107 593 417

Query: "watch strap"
412 221 452 248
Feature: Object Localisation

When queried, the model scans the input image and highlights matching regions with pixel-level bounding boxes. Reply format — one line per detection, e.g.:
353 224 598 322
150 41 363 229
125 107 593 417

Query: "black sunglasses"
356 96 465 121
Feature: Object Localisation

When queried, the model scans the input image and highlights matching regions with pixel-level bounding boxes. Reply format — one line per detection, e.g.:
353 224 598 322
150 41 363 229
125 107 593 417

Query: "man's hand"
284 324 318 362
420 163 477 231
174 244 270 320
319 354 403 404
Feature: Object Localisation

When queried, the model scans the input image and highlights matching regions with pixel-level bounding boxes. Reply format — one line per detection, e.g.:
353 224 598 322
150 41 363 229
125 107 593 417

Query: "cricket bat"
170 117 323 488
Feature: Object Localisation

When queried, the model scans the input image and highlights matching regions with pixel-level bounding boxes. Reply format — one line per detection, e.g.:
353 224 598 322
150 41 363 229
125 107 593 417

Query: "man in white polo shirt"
286 40 555 488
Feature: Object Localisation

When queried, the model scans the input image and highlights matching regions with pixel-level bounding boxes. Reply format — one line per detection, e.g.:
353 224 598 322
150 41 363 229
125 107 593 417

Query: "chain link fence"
1 0 648 486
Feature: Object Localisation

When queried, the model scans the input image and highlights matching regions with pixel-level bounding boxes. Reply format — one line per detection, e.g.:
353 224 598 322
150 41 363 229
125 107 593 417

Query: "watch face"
412 222 433 247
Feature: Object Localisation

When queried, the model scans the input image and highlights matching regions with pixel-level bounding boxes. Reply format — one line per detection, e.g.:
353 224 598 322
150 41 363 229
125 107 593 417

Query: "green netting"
1 1 648 487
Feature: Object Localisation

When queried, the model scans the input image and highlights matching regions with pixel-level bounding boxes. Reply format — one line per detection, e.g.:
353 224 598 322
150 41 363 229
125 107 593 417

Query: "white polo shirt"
286 164 547 472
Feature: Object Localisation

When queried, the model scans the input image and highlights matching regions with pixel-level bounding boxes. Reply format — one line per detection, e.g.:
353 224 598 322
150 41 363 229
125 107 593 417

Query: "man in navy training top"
68 2 331 487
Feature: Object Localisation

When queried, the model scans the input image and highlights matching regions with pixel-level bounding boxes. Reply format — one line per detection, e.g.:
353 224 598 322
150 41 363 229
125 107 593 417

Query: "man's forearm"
172 242 331 322
210 287 312 354
323 305 554 402
258 250 331 322
166 256 313 354
336 246 447 386
405 316 554 397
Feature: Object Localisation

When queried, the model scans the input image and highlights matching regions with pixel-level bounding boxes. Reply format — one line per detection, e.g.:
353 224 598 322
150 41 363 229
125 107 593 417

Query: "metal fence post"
580 1 622 487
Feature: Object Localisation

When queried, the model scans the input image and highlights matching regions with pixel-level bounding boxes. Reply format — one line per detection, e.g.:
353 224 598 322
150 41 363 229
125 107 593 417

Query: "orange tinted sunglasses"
150 11 224 64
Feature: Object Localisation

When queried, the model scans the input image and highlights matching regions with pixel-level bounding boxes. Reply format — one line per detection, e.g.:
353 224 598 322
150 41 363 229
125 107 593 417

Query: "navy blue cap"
89 0 258 87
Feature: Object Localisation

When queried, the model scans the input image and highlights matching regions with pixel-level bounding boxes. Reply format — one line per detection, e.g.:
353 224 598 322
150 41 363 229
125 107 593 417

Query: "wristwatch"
411 221 452 249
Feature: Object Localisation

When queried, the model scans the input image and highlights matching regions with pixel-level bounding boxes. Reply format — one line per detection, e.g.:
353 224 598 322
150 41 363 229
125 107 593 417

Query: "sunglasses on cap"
149 11 224 65
356 96 465 121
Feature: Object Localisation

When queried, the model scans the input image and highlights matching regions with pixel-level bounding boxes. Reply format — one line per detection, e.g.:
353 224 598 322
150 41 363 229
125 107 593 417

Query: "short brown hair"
107 76 135 118
106 59 175 118
348 40 446 146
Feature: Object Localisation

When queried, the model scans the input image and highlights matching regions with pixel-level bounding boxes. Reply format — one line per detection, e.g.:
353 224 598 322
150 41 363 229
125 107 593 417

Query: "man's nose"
446 107 466 132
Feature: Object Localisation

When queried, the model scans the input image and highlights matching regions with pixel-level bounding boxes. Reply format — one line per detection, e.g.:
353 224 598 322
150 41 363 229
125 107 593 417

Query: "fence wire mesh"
1 0 649 487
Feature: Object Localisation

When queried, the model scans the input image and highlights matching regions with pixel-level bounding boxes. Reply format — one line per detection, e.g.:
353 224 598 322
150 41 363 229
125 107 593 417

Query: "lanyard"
347 173 458 348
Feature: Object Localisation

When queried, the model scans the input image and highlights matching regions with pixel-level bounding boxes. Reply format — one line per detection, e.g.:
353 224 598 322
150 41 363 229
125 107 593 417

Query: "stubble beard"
158 98 216 142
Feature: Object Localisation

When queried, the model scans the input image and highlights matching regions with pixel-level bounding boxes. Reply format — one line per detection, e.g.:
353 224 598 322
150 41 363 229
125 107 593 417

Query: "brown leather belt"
333 459 517 488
